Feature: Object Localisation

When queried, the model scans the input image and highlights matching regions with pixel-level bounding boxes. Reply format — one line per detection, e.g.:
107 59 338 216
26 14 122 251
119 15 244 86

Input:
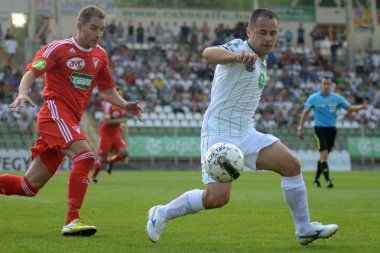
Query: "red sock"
91 160 102 179
107 152 127 164
66 150 95 224
0 174 38 196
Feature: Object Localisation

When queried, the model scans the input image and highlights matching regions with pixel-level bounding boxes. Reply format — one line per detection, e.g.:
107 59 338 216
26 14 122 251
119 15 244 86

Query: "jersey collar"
245 40 266 69
71 37 93 52
318 91 331 98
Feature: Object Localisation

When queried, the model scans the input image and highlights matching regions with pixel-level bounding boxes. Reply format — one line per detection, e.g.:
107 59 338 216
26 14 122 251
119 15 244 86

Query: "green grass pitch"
0 170 379 253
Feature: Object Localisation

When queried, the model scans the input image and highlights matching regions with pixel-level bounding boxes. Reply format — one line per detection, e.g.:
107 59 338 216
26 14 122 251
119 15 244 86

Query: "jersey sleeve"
220 39 244 52
103 103 112 120
96 52 115 91
337 94 350 109
304 95 314 111
25 41 59 77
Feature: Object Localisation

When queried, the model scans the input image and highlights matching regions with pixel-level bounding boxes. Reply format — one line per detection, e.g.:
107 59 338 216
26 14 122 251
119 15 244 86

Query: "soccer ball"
204 142 244 183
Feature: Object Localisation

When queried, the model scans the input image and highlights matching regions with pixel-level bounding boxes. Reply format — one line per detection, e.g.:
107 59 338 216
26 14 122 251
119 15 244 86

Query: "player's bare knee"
283 157 301 176
215 194 230 208
203 192 230 209
120 148 128 158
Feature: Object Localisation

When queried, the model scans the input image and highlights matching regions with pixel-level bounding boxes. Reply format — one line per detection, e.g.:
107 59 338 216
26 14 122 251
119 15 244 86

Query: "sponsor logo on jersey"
69 48 77 53
92 57 99 69
32 59 47 70
225 40 242 49
66 57 86 70
258 72 266 89
70 72 94 90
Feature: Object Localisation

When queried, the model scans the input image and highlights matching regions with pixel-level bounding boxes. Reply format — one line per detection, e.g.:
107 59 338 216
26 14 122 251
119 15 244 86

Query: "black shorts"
313 126 337 152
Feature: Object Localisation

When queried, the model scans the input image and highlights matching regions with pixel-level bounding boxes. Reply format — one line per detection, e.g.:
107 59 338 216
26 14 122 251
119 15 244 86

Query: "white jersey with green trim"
201 39 267 137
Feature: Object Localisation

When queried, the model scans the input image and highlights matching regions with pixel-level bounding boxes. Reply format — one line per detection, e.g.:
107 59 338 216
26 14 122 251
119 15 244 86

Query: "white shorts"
201 129 278 185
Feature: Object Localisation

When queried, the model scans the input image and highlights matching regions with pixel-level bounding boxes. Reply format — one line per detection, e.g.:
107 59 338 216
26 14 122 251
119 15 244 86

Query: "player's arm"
202 46 257 65
347 102 368 112
98 87 143 122
297 109 309 140
9 71 36 109
10 41 59 109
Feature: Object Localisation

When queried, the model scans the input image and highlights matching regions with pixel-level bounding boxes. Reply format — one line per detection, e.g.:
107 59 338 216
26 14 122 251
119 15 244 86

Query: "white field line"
0 195 59 204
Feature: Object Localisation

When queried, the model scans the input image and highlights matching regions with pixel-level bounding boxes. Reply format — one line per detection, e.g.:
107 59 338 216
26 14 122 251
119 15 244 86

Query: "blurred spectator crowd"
1 20 380 134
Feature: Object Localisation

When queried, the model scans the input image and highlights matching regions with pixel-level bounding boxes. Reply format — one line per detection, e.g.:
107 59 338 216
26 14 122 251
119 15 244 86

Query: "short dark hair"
320 76 332 82
77 5 106 25
249 8 278 29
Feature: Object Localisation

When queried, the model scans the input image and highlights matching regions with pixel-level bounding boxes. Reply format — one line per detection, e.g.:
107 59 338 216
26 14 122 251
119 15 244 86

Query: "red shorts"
31 100 87 174
97 133 126 157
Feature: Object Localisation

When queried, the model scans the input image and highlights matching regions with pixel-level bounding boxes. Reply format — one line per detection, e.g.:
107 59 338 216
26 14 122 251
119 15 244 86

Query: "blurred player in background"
297 76 368 188
0 5 143 236
91 86 129 183
146 8 338 246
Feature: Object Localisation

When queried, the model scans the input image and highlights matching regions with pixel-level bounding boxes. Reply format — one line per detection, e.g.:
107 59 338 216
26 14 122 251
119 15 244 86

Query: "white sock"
158 189 205 220
281 175 311 234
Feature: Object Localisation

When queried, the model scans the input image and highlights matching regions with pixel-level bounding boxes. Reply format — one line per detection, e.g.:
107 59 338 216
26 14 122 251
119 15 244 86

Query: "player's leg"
257 140 338 245
37 101 96 235
106 139 128 174
313 127 323 186
91 136 111 181
0 154 51 197
315 126 335 187
146 177 232 243
323 128 337 188
146 136 233 243
314 160 322 187
147 186 213 243
61 139 97 236
91 155 107 182
0 136 62 196
149 182 230 222
107 145 128 164
257 141 310 232
319 150 332 186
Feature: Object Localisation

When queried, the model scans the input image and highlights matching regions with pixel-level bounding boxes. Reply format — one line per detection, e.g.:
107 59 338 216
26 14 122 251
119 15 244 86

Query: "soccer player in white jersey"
147 8 338 245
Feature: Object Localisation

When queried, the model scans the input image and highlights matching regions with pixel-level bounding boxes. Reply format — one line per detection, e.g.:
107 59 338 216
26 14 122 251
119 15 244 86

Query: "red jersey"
26 37 114 121
99 102 126 136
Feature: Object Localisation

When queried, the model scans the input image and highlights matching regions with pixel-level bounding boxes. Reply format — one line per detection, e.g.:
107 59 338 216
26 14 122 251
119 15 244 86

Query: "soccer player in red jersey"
0 5 143 236
91 87 129 183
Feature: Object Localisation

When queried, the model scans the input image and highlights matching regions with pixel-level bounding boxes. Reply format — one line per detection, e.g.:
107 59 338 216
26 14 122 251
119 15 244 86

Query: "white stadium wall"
0 149 351 172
